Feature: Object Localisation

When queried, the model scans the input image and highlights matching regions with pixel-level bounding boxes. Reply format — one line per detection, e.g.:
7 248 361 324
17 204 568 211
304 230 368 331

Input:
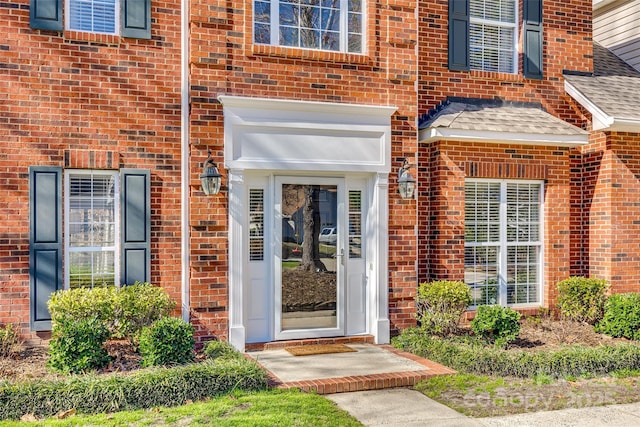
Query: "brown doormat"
285 344 357 356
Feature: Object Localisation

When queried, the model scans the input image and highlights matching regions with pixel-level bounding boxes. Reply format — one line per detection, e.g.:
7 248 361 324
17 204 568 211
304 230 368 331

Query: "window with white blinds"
66 171 119 288
249 189 265 261
469 0 517 73
465 180 542 306
69 0 117 34
348 190 362 259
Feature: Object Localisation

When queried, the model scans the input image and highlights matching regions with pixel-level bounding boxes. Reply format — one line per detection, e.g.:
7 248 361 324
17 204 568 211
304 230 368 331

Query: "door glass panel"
281 183 338 330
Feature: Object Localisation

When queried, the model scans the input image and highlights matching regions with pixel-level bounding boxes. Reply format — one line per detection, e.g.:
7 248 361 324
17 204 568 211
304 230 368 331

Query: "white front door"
275 176 345 340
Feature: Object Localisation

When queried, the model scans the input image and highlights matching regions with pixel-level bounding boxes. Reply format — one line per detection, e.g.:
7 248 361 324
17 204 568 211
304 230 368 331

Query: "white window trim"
64 170 121 289
66 0 121 35
258 0 365 54
469 0 519 74
465 178 544 308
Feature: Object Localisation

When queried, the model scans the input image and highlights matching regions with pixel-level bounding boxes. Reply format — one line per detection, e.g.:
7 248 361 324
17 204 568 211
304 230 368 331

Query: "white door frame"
219 96 394 351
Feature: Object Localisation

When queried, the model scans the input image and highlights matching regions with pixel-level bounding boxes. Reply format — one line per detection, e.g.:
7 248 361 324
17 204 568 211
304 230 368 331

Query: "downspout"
180 0 190 322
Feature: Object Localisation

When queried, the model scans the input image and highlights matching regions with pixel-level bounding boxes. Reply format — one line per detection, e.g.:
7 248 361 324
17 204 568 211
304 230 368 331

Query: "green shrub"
393 327 640 379
0 357 269 421
556 276 609 324
471 305 521 347
48 282 175 340
138 317 195 367
0 324 20 358
415 280 471 336
47 317 111 374
203 340 241 360
596 293 640 340
48 286 115 328
113 282 176 339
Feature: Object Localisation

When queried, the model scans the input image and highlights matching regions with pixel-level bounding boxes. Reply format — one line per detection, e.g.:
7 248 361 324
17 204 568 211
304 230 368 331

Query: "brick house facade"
1 0 637 349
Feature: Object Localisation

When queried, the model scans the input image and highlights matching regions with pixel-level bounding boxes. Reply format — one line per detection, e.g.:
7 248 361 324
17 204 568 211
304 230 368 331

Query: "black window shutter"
29 166 62 331
449 0 470 71
30 0 63 31
122 0 151 39
121 169 151 285
524 0 543 79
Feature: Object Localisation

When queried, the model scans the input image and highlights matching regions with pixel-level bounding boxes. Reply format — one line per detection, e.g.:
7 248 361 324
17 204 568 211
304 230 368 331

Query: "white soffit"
218 95 397 172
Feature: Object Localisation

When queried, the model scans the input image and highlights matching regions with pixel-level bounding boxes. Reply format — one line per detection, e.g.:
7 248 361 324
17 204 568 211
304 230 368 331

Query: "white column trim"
371 172 390 344
228 169 246 351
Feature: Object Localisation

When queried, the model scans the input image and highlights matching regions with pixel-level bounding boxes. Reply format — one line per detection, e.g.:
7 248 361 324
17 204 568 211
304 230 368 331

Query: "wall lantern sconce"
398 159 416 200
200 150 222 196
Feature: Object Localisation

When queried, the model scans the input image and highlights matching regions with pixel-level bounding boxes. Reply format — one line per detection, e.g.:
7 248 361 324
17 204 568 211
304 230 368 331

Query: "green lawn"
2 389 362 427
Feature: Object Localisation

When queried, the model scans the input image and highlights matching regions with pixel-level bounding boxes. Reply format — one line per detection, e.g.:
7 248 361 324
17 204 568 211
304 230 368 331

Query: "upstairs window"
253 0 364 53
469 0 517 73
68 0 117 34
30 0 151 39
448 0 543 79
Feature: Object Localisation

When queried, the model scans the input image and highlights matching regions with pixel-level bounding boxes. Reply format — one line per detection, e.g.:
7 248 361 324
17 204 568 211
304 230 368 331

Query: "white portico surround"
218 95 397 351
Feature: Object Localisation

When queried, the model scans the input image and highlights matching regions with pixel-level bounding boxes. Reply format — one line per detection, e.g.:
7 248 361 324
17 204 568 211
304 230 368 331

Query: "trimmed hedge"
203 340 243 361
393 327 640 379
0 357 268 421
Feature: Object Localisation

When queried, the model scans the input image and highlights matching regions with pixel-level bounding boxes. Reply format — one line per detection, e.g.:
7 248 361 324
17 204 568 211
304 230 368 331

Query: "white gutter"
180 0 190 322
419 127 589 147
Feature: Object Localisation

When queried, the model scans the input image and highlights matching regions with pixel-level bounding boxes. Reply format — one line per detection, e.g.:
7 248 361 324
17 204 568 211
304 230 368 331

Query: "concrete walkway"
247 342 640 426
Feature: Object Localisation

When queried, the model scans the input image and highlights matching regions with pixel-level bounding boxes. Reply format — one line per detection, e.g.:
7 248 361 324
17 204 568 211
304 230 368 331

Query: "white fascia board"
564 80 614 131
419 127 589 147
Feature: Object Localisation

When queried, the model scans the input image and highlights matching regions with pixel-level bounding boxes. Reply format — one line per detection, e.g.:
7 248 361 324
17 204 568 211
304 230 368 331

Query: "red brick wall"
417 0 593 120
0 1 183 341
581 132 640 293
416 0 593 306
420 141 573 307
187 0 419 339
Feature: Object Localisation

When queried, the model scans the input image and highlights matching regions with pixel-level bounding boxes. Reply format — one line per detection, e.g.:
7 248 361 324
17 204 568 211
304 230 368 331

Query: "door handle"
334 248 345 265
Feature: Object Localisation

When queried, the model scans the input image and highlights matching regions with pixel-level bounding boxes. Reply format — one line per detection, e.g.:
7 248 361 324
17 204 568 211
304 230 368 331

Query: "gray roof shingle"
564 42 640 122
419 98 587 136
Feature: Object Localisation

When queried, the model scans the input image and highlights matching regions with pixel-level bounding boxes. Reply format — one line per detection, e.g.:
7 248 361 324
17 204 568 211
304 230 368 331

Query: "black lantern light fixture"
398 158 416 200
200 150 222 196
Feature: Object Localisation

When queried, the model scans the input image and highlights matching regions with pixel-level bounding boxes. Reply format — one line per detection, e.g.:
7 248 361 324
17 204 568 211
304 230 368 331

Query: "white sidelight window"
253 0 364 53
464 179 543 306
249 189 265 261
